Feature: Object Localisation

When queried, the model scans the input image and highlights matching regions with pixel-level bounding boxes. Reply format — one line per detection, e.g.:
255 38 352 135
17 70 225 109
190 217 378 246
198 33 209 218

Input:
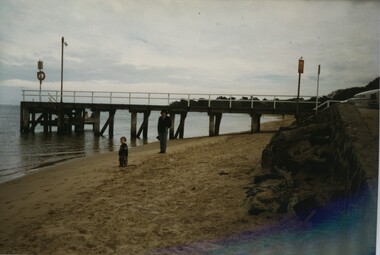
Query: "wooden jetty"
20 90 336 140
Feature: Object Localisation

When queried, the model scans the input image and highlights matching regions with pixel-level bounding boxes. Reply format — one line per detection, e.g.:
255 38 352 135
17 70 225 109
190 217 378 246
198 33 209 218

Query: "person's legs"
159 129 168 153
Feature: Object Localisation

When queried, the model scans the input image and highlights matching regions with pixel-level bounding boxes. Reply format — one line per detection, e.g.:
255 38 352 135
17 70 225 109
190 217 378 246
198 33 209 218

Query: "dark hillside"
331 77 379 101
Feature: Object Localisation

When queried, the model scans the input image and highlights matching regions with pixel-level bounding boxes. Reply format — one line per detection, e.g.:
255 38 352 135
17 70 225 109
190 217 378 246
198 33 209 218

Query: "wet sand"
0 116 294 254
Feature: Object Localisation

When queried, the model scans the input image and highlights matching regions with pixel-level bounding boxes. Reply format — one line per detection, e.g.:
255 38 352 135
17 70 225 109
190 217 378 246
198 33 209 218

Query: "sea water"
0 104 279 183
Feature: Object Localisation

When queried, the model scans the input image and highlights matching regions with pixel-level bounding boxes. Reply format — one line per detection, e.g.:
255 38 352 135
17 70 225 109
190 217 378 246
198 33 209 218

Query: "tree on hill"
331 77 379 101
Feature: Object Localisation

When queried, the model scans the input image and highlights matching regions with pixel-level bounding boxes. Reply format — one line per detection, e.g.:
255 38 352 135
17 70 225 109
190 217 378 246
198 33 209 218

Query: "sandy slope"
0 116 294 254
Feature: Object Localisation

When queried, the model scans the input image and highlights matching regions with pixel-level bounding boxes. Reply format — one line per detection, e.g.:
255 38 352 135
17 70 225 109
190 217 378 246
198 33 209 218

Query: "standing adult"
157 109 172 153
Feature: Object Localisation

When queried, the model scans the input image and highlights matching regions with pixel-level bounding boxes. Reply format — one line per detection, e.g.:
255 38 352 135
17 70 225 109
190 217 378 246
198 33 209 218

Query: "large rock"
293 196 318 221
247 119 347 223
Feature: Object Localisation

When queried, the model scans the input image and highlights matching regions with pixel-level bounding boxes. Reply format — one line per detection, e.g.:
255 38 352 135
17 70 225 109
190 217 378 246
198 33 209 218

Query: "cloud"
0 0 379 105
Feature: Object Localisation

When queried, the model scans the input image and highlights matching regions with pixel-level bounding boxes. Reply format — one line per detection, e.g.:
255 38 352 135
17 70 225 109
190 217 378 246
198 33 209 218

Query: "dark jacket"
118 143 128 157
157 116 171 133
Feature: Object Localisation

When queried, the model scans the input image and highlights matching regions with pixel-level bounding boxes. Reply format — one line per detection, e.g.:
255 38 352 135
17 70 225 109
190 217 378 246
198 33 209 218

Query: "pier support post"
20 106 30 132
136 111 151 140
57 104 64 134
174 112 187 139
215 113 222 135
49 113 52 132
74 109 85 133
208 112 222 136
66 110 73 134
43 111 49 133
99 109 116 137
31 113 43 132
108 110 115 137
250 112 261 133
31 112 35 132
142 111 150 139
93 110 100 135
169 113 175 139
209 113 215 136
130 111 137 140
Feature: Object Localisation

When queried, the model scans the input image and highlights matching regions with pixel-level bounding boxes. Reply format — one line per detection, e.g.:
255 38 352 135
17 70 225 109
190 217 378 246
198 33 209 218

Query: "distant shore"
0 116 295 254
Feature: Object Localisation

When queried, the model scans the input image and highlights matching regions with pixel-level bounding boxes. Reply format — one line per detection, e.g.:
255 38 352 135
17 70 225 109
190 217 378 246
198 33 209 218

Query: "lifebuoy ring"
37 71 46 81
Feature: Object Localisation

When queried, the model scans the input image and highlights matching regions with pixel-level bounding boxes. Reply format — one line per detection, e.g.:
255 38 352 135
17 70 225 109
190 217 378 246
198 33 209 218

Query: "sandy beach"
0 116 295 254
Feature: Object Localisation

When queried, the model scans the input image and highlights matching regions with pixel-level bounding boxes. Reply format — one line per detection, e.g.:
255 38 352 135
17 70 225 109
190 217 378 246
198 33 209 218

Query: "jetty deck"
20 90 339 139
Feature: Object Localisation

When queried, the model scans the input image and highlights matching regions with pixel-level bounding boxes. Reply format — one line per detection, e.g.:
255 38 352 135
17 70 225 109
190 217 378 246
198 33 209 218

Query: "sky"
0 0 379 105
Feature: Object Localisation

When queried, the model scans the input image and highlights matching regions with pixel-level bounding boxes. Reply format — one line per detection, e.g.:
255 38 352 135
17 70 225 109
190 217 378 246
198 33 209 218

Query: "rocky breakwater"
245 104 378 225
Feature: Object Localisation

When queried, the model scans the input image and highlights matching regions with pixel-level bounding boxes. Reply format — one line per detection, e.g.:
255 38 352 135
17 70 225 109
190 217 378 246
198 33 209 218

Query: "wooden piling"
215 113 222 136
109 110 115 137
209 113 215 136
100 110 116 137
57 104 64 134
43 111 49 133
74 109 85 133
174 112 187 139
169 113 176 139
136 111 151 139
31 112 36 132
208 112 222 136
251 112 261 133
143 111 149 139
20 105 29 132
93 110 100 135
130 111 137 140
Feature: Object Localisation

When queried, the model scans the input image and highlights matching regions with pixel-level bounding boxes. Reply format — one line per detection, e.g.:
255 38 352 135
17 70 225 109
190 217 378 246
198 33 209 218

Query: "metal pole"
296 73 301 117
39 80 42 102
315 65 321 114
296 57 304 118
60 37 65 103
37 60 43 102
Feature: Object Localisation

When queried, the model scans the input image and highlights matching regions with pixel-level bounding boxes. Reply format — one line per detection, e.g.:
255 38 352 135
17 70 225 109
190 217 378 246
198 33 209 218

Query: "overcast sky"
0 0 379 104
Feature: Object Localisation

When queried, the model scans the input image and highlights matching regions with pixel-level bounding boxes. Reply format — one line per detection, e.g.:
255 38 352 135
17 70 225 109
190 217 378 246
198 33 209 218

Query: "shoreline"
0 114 285 185
0 116 295 254
7 115 286 185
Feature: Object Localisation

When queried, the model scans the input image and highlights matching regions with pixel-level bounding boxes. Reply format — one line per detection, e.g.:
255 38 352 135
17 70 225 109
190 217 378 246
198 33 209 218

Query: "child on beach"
118 136 128 167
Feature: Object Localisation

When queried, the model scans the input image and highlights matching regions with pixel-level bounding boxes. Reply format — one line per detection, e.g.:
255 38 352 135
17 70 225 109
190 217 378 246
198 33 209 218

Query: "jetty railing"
22 89 318 110
314 100 341 111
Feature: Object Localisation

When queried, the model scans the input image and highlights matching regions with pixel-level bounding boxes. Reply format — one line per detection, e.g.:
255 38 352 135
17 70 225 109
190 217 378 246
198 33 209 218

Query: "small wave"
0 155 85 184
0 168 28 184
0 168 26 177
30 151 86 157
27 155 85 171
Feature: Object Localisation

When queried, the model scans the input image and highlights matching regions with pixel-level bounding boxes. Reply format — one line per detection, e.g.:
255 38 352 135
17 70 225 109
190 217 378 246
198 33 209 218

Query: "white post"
110 92 113 104
168 93 170 105
91 92 94 104
208 94 211 107
74 91 76 103
273 96 277 109
60 37 68 103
